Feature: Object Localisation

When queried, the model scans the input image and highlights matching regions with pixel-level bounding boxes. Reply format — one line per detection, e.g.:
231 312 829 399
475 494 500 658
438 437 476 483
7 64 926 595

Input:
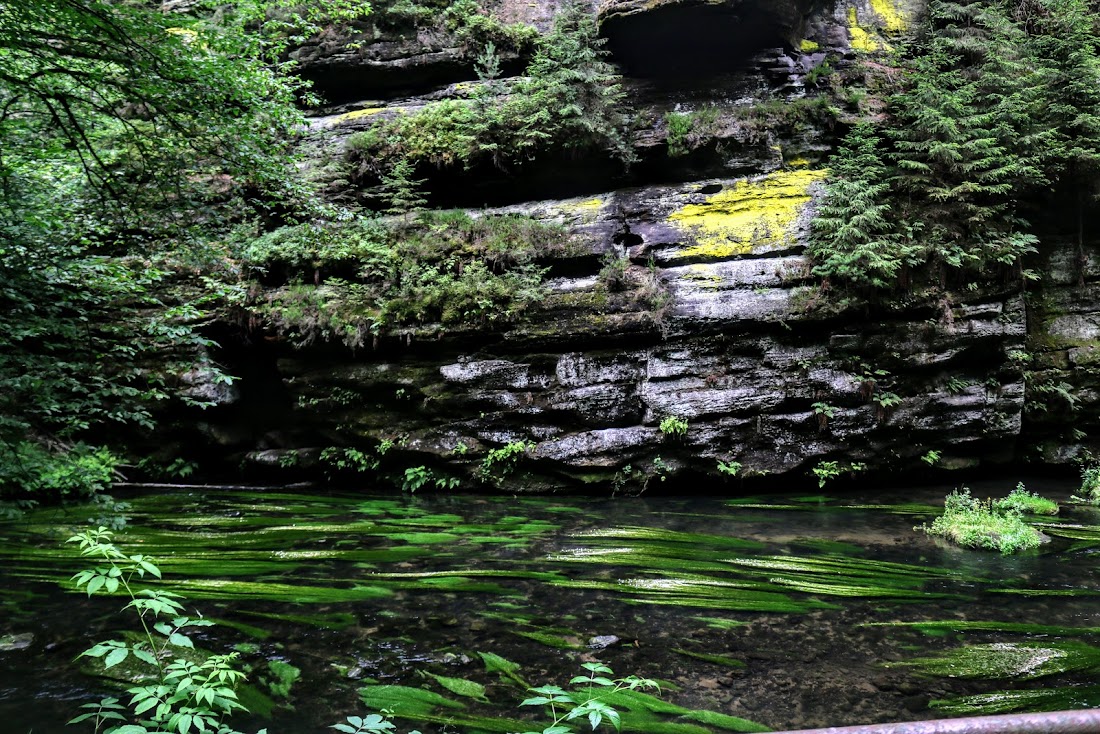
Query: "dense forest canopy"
0 0 369 502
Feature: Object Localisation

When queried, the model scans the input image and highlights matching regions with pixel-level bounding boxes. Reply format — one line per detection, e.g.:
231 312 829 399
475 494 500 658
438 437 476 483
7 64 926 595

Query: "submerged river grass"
2 478 1100 733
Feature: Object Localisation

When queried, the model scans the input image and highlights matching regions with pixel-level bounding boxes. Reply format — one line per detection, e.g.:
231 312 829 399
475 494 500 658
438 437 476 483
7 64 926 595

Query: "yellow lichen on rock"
847 7 879 53
334 107 387 124
683 266 725 289
668 169 827 260
558 197 604 223
573 198 603 212
800 39 820 53
870 0 906 34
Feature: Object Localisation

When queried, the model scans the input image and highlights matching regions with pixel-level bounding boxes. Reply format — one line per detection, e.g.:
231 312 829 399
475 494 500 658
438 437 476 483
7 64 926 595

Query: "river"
2 477 1098 733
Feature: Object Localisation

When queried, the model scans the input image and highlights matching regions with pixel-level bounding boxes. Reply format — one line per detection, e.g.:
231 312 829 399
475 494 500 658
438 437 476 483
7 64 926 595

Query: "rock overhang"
598 0 815 78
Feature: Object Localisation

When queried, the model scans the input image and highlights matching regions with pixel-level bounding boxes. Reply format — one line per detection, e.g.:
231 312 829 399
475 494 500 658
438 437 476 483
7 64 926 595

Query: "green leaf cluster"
67 527 262 734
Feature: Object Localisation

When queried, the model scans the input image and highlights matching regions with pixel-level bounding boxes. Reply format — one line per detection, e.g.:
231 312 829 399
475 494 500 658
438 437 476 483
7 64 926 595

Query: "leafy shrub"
0 441 119 501
243 216 389 282
479 441 533 484
918 489 1042 554
993 484 1059 516
518 662 660 734
665 112 693 157
248 211 567 347
717 460 742 477
811 460 866 488
1075 465 1100 505
658 416 689 438
812 460 841 488
67 528 257 734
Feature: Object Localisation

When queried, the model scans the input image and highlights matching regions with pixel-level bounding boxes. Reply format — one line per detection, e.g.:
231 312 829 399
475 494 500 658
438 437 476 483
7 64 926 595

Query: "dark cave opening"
600 2 791 79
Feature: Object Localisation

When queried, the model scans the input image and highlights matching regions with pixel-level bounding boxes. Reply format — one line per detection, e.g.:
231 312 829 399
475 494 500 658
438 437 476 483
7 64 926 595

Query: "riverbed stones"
0 633 32 652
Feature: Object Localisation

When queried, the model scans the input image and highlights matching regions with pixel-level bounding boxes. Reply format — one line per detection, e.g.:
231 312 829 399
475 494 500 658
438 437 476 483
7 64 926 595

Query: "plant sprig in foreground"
67 527 261 734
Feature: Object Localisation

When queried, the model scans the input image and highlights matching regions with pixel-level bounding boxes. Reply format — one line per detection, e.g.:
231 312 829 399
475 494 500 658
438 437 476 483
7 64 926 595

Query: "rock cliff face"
170 0 1095 490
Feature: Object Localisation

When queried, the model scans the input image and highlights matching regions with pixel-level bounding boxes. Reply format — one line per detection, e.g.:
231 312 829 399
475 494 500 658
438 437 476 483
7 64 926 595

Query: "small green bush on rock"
993 484 1058 516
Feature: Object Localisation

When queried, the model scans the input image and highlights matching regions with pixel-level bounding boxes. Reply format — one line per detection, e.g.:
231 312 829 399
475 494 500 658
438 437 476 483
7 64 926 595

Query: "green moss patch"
891 640 1100 680
931 685 1100 715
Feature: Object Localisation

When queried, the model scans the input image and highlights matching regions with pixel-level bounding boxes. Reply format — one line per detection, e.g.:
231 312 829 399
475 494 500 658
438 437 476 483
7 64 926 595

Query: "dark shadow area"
601 2 789 79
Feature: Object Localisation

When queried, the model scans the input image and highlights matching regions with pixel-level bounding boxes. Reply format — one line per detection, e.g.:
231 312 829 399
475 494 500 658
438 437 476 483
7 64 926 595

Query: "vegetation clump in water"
1071 465 1100 505
992 484 1059 516
917 489 1042 554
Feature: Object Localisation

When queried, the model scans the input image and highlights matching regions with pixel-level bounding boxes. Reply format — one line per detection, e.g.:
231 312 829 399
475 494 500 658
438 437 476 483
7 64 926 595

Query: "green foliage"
443 1 539 53
809 0 1100 291
518 662 660 734
917 488 1042 553
1073 465 1100 504
812 461 842 488
379 160 428 221
402 466 432 493
66 528 260 734
808 123 918 290
921 449 942 466
479 441 534 485
321 447 381 475
248 211 562 347
367 0 537 55
873 391 902 412
598 253 632 291
651 457 671 483
993 484 1059 516
0 442 118 501
803 59 834 88
945 376 973 394
665 112 694 158
0 0 368 500
332 713 399 734
811 402 837 431
400 465 460 493
658 416 689 438
811 460 866 488
347 0 632 176
717 461 742 477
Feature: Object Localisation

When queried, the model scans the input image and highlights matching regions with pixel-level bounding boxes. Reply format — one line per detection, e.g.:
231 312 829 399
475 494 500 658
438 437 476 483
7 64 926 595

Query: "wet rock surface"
155 0 1100 486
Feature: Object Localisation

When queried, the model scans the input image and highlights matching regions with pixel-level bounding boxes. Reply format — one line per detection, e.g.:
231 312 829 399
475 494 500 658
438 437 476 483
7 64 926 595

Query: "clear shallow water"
2 477 1099 734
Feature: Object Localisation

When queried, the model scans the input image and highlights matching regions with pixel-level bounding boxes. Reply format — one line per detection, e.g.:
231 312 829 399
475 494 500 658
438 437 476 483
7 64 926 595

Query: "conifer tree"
379 159 428 223
522 0 634 162
1027 0 1100 257
809 124 917 289
888 33 1036 275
